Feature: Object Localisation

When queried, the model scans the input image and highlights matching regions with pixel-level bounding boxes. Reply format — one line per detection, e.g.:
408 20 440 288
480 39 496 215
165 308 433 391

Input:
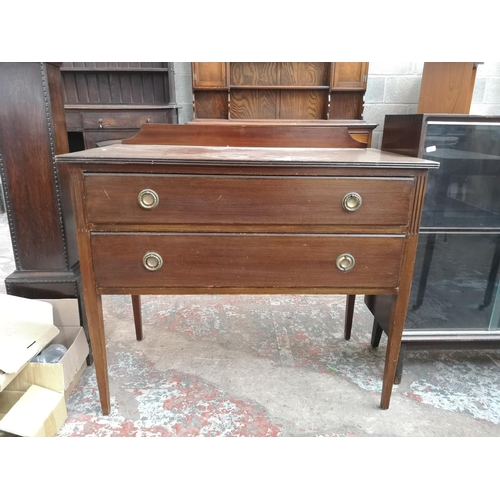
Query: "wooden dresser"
56 142 438 414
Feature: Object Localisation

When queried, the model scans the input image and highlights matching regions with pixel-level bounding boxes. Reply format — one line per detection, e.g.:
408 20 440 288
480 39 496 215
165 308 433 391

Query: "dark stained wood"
371 318 384 347
81 110 170 129
0 62 93 368
62 65 170 105
380 171 428 408
0 63 68 270
98 286 399 296
57 131 436 413
84 174 414 226
60 143 439 169
91 233 405 289
131 295 143 341
187 119 378 147
64 164 110 414
0 62 83 295
344 295 356 340
188 119 375 127
123 123 366 148
87 223 409 235
61 62 178 149
380 114 425 157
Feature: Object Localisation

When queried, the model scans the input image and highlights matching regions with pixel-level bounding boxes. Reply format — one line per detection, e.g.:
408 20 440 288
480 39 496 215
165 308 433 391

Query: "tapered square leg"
344 295 356 340
132 295 143 341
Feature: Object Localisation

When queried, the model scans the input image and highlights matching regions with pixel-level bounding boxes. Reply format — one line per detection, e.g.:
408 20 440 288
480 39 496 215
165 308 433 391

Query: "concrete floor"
1 212 500 436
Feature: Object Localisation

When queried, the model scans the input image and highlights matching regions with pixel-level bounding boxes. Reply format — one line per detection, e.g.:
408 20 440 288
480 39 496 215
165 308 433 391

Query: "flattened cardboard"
0 385 67 437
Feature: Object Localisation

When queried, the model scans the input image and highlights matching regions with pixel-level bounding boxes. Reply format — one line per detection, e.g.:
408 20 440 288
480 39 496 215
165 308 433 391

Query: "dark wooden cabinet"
61 63 179 149
0 62 84 310
192 62 369 121
56 134 437 414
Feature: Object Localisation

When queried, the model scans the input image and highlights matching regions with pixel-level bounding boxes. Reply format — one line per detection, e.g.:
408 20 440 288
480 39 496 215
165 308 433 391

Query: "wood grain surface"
84 174 414 226
91 233 404 289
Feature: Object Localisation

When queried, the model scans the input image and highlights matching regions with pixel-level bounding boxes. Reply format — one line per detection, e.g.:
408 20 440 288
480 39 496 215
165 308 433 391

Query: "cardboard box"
0 295 59 391
0 386 67 437
7 299 90 399
0 297 89 437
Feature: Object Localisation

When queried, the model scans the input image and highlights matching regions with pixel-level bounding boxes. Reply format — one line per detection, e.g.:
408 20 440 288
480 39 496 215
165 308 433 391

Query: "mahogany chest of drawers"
56 145 438 414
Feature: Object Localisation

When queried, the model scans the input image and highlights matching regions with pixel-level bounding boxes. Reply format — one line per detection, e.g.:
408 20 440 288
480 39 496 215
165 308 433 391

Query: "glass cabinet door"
405 232 500 332
422 122 500 229
404 120 500 334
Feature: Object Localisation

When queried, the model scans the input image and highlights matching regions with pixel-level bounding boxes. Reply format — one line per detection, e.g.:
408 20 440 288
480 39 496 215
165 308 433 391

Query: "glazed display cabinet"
367 114 500 380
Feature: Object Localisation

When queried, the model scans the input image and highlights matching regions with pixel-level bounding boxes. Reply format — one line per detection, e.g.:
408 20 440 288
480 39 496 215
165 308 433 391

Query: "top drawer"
82 110 169 130
84 174 414 226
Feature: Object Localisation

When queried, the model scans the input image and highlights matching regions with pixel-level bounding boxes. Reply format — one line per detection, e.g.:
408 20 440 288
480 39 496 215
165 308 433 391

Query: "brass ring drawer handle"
336 253 355 272
143 252 163 271
342 192 362 212
138 189 159 209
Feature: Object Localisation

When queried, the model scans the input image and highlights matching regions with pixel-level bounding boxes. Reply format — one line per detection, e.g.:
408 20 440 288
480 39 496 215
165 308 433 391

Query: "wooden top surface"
56 145 439 169
189 119 379 128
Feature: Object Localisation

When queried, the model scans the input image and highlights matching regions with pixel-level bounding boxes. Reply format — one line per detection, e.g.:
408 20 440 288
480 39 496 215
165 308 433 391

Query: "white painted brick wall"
365 62 500 149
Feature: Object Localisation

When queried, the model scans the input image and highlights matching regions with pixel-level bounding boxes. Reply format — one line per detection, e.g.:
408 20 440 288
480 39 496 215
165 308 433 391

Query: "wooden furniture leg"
89 295 110 414
381 295 406 409
394 343 406 385
371 314 405 385
380 228 420 409
132 295 143 341
344 295 356 340
371 319 383 348
68 166 111 415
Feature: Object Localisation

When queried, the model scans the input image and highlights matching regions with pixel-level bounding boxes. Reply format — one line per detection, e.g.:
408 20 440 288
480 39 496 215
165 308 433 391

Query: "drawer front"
64 110 83 130
84 175 414 226
91 233 404 289
82 111 169 129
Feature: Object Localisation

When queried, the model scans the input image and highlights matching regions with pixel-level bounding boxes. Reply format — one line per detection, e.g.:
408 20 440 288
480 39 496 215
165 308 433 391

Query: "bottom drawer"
91 233 404 289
